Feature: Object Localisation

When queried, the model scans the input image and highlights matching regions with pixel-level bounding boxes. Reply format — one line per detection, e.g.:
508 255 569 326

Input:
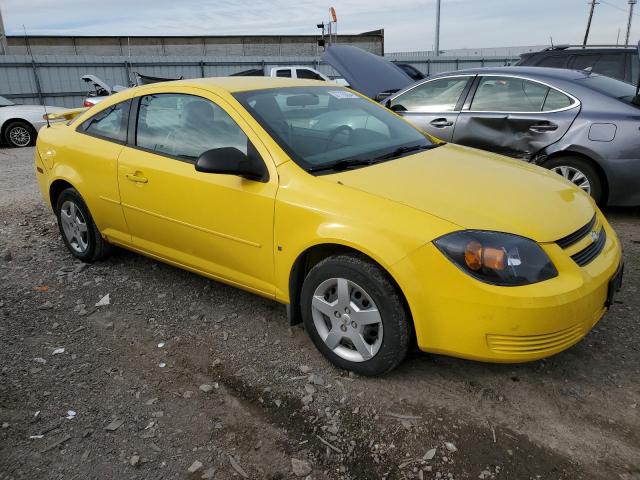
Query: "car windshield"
576 74 639 105
234 87 434 173
0 96 15 107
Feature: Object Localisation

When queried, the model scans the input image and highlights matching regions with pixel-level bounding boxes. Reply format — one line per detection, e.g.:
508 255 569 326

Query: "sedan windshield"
234 87 434 173
0 96 15 107
576 74 639 105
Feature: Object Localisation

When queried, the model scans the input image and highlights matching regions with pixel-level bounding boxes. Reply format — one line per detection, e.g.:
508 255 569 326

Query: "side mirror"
195 146 268 182
390 103 407 112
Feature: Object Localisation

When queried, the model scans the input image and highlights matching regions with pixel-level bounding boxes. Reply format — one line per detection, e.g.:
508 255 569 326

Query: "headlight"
433 231 557 286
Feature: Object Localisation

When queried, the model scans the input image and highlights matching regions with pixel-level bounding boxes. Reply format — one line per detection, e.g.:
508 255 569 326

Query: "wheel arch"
49 179 76 210
286 243 413 331
1 118 36 140
542 150 610 204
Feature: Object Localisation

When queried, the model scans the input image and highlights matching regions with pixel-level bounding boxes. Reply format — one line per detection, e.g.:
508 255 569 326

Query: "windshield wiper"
374 143 440 160
306 158 377 173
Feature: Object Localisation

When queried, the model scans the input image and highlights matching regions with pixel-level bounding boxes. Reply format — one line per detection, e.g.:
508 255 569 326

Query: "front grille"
571 228 606 266
487 324 584 355
556 215 596 249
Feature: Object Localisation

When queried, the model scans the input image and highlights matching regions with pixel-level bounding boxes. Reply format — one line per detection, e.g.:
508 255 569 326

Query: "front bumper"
391 216 622 362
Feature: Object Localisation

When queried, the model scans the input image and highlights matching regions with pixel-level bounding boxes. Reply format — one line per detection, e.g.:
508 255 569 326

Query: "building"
2 30 384 57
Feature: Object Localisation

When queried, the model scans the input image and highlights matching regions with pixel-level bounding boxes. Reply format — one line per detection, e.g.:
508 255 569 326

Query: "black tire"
55 188 112 262
3 121 36 148
544 156 604 205
301 254 410 376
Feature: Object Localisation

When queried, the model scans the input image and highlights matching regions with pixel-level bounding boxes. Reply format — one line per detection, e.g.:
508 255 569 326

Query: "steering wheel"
325 125 353 151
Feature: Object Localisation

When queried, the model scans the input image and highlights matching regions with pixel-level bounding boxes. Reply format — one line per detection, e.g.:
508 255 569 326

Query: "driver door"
387 75 474 141
117 88 278 297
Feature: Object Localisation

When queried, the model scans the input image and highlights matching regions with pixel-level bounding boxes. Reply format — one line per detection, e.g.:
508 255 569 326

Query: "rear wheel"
544 156 603 205
55 188 112 262
4 121 36 148
301 254 410 376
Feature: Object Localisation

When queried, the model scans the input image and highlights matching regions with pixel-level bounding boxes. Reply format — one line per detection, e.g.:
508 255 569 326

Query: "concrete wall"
4 31 384 57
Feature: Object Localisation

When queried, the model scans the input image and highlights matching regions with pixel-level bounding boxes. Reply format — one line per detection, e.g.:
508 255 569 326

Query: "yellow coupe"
34 77 623 375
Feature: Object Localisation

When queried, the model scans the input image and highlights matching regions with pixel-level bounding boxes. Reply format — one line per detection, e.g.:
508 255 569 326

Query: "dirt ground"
0 146 638 480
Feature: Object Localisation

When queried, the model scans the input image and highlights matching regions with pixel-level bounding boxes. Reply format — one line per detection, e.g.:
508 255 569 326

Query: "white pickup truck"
231 66 348 85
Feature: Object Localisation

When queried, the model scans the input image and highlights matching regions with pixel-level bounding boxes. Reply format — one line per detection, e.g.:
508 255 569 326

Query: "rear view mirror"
195 146 268 182
286 94 320 107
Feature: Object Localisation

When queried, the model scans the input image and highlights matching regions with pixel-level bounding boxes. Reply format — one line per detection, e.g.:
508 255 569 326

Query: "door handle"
125 173 148 184
430 118 454 128
529 123 558 133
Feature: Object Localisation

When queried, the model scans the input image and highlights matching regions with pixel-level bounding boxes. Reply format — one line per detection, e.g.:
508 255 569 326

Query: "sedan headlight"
433 231 557 286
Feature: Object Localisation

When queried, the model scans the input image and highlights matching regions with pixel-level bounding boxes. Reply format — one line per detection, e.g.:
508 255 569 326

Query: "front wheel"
55 188 112 262
301 254 410 376
544 157 603 205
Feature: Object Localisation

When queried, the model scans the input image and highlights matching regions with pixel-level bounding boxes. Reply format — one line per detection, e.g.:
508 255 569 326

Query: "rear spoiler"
43 107 88 122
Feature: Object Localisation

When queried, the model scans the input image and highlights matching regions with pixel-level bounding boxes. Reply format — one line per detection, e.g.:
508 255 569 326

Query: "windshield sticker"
328 90 359 99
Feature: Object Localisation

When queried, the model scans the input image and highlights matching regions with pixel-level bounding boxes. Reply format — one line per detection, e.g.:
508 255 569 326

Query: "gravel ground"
1 146 639 480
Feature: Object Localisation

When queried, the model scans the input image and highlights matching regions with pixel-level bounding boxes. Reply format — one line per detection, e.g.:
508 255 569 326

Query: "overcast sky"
2 0 639 52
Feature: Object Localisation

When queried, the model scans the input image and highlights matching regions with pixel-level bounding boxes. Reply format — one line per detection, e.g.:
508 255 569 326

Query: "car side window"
275 69 292 78
570 53 625 80
632 55 639 85
136 94 248 161
389 77 469 112
542 88 573 111
470 76 549 112
296 69 324 80
80 100 130 143
535 55 569 68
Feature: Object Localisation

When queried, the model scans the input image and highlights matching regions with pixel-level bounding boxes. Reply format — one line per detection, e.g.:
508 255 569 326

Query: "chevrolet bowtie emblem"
590 230 599 242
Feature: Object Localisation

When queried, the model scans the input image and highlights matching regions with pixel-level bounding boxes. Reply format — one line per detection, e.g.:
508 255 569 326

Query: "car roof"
531 46 635 54
133 76 330 94
431 66 592 82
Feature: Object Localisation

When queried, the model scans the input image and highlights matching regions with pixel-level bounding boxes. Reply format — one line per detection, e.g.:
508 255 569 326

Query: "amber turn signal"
464 241 505 271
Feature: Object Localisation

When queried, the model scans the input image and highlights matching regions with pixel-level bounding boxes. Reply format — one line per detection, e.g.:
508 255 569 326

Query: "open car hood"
81 75 113 95
321 45 414 99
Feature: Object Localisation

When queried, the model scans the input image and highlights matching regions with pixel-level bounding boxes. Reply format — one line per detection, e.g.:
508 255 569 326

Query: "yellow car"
34 77 623 376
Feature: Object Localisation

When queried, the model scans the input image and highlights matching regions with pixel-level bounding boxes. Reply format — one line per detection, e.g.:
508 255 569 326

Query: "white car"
0 96 68 148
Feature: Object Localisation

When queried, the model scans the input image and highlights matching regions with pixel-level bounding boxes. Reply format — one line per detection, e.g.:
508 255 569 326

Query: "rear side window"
80 100 130 143
542 89 573 111
275 69 292 78
296 69 324 80
135 93 248 161
390 77 470 112
570 53 625 80
471 77 548 111
535 55 569 68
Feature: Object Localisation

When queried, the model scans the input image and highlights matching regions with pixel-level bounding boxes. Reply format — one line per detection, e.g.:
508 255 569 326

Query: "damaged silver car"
384 67 640 206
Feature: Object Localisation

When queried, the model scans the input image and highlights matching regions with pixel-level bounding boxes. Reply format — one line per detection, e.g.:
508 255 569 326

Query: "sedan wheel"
4 121 35 148
550 165 591 194
311 278 383 362
544 156 603 205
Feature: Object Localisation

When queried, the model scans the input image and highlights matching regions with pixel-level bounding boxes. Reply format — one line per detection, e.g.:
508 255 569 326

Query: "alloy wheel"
551 165 591 194
311 277 383 363
9 126 31 147
60 200 89 254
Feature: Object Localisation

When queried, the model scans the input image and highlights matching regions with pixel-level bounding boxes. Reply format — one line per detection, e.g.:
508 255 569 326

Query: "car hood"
1 105 68 116
325 144 595 243
321 45 414 99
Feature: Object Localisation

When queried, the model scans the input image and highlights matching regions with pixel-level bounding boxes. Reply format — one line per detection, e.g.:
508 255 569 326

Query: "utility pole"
625 0 637 45
0 5 8 55
434 0 441 56
583 0 599 46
